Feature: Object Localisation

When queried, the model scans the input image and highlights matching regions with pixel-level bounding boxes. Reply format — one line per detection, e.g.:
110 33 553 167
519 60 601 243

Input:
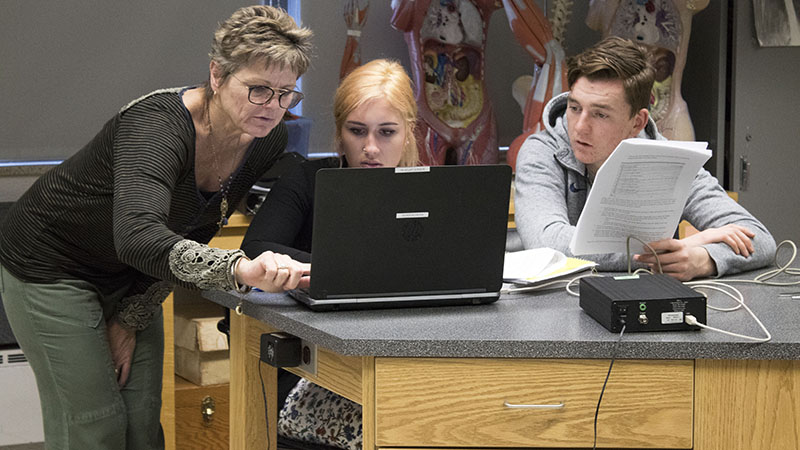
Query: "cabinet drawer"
175 376 229 450
375 358 693 448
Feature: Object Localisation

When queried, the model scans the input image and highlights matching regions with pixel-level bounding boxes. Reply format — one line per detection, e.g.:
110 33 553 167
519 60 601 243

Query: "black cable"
258 363 271 450
593 323 626 450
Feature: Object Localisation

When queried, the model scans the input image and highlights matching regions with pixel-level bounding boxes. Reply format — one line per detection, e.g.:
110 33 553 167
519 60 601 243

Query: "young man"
514 36 776 281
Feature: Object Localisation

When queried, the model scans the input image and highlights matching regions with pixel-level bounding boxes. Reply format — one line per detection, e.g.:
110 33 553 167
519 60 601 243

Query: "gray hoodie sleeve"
681 168 777 276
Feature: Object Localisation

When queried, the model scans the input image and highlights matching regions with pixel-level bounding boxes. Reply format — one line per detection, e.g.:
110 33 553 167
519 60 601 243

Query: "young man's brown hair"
567 36 655 117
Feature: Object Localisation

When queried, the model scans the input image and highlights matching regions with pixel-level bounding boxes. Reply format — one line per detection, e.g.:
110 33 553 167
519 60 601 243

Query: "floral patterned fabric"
278 378 362 450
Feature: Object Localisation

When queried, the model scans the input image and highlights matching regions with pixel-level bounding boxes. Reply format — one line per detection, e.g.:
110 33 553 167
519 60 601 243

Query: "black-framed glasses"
230 74 303 109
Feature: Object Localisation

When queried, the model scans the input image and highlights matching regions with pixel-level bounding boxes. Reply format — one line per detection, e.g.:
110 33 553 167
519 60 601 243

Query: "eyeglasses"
230 74 304 109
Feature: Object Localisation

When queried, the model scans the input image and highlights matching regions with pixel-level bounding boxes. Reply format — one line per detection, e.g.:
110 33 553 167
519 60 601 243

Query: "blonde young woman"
242 59 418 262
0 6 312 449
240 59 418 450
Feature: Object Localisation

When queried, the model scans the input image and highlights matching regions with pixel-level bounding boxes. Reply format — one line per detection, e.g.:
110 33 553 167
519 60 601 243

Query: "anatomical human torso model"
587 0 709 141
392 0 502 165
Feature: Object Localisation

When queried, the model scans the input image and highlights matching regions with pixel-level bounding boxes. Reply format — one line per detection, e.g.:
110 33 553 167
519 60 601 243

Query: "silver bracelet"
230 254 252 294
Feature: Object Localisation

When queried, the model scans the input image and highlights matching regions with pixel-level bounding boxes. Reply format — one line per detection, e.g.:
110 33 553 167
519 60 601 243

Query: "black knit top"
0 88 286 300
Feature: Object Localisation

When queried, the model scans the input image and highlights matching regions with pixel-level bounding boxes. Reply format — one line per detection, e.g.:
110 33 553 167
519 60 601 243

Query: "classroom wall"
0 0 257 162
0 1 601 202
0 0 256 201
2 0 797 233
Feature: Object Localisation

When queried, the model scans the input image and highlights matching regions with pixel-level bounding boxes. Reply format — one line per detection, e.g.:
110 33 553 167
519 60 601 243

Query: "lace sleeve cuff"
116 281 173 331
169 239 244 290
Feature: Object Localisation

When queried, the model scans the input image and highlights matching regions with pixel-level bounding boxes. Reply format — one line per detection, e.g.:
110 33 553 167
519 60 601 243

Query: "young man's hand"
634 239 716 281
682 224 755 257
634 224 756 281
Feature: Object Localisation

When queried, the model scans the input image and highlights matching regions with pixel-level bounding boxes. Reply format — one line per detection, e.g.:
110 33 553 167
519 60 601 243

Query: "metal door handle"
740 156 750 191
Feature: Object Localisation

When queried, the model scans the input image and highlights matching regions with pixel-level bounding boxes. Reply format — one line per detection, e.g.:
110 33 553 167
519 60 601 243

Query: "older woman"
0 6 312 449
240 58 418 450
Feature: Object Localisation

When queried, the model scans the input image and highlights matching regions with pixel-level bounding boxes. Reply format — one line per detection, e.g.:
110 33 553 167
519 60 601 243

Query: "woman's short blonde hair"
333 59 419 167
207 5 313 95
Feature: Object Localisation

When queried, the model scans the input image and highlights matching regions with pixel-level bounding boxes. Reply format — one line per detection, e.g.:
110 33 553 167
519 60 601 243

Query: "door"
728 0 800 246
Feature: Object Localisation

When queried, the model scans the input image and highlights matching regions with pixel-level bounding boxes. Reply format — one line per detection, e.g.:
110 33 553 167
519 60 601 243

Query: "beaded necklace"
206 104 234 231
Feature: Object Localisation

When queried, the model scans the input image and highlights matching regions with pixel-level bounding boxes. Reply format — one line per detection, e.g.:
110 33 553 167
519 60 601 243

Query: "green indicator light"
639 302 647 311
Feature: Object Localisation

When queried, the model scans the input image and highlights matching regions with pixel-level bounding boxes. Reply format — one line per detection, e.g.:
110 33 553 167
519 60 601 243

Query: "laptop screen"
309 165 511 299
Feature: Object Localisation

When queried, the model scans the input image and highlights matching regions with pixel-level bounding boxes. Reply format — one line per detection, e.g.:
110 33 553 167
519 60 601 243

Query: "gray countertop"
203 271 800 360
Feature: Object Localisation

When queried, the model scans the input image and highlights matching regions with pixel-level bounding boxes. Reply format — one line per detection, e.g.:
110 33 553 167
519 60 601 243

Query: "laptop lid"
308 165 511 300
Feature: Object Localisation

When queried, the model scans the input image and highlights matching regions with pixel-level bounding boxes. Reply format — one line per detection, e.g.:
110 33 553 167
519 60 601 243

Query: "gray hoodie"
514 92 776 276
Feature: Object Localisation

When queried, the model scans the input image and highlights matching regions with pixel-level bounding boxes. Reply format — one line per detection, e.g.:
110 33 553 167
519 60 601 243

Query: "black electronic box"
579 274 706 332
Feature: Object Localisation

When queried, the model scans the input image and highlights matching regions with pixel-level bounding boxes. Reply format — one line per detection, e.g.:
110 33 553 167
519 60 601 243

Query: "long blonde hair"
333 59 418 167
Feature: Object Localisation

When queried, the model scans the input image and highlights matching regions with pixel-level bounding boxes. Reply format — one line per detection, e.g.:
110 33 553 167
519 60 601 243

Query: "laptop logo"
401 220 425 242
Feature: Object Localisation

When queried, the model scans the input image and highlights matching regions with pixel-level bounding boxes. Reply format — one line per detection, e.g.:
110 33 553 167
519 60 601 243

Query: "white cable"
684 280 771 342
565 272 608 296
502 271 601 295
685 312 771 342
678 240 799 342
626 236 663 275
722 240 800 286
683 282 741 312
565 273 583 296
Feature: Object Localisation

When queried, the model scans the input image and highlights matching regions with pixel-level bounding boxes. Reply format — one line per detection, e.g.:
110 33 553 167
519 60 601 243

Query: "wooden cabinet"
230 310 800 450
161 293 176 450
695 359 800 450
175 375 230 449
163 213 251 450
375 358 694 449
233 315 697 450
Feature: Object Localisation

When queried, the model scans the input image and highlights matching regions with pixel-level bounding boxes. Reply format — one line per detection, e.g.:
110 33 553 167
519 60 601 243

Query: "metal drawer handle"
202 396 216 426
504 400 565 409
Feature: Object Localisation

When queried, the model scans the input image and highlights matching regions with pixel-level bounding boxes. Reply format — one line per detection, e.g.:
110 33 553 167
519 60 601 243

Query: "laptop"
289 165 512 311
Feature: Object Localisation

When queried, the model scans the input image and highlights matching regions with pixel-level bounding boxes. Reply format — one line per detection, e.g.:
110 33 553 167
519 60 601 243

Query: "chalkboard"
0 1 253 162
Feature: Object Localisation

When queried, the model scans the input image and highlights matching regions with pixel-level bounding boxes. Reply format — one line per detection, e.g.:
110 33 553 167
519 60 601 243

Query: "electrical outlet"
298 340 317 376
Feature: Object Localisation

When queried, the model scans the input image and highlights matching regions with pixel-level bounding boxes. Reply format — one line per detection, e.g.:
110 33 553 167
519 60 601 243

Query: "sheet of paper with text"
569 138 712 255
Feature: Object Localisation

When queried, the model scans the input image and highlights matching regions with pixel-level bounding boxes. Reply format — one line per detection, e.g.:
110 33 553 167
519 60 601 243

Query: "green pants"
0 264 165 450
